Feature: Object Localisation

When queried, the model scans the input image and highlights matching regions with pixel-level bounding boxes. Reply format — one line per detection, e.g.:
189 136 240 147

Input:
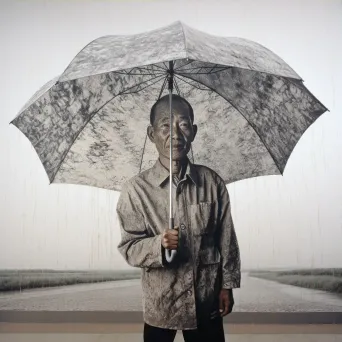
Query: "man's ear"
147 125 155 143
192 124 198 141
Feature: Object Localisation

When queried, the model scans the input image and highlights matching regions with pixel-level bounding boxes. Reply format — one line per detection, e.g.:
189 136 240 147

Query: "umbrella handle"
165 248 177 263
164 217 177 263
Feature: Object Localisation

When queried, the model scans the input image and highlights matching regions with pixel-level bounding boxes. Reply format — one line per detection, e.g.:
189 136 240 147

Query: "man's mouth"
170 144 185 150
165 141 186 150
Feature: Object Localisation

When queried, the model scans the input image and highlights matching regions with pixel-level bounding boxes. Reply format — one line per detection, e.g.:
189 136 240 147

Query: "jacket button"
181 224 186 230
187 290 192 296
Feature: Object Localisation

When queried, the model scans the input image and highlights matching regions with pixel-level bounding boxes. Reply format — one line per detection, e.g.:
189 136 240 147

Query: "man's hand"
161 226 179 250
219 289 234 317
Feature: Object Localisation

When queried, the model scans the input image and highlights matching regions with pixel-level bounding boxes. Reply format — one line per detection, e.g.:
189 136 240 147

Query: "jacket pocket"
190 201 216 236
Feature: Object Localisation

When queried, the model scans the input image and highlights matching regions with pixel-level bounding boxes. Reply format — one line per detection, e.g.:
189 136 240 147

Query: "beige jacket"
117 158 240 330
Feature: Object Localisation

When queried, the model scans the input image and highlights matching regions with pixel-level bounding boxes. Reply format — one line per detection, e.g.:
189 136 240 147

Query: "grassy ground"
249 268 342 294
0 269 141 292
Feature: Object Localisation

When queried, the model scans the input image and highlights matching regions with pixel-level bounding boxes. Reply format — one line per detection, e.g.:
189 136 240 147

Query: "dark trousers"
143 316 225 342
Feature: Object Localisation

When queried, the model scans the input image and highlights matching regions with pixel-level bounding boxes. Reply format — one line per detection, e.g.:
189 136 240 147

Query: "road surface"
0 332 341 342
0 273 342 312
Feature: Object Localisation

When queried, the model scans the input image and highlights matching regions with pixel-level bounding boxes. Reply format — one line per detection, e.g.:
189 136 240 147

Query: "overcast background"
0 0 341 271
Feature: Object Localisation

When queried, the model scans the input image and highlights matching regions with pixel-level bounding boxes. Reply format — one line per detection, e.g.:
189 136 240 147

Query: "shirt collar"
151 157 198 187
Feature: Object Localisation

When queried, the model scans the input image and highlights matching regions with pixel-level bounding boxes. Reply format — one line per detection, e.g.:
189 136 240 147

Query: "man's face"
147 99 197 161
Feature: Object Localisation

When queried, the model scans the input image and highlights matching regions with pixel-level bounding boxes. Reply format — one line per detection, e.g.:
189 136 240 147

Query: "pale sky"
0 0 341 271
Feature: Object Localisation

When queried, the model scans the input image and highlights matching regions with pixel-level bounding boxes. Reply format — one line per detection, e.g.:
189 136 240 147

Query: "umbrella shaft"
164 61 177 264
169 87 173 227
165 75 177 263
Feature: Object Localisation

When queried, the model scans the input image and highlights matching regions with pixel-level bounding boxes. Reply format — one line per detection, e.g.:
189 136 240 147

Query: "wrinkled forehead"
154 99 192 121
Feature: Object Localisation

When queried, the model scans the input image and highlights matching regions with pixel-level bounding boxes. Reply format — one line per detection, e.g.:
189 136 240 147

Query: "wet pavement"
0 332 341 342
0 273 342 312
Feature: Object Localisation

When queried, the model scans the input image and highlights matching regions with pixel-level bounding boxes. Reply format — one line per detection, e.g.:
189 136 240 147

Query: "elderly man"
117 94 241 342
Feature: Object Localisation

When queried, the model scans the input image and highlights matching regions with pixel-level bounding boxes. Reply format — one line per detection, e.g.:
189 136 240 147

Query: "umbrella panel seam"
174 73 283 174
49 74 166 184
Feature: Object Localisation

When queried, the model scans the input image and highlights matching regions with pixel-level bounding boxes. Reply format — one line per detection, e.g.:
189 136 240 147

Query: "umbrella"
10 21 328 262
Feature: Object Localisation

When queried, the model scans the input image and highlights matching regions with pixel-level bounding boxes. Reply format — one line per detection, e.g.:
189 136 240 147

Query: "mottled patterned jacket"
117 158 241 330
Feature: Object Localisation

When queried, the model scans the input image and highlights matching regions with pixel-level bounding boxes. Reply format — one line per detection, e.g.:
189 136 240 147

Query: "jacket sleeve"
116 182 164 268
216 178 241 289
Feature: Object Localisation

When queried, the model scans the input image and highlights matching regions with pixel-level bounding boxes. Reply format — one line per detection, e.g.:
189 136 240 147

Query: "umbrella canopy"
11 21 327 192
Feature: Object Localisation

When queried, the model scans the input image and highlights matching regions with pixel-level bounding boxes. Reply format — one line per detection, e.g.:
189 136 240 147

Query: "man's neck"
159 154 188 179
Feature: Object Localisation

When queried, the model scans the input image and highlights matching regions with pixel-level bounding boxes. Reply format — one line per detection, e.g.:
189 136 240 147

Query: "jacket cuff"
154 234 164 267
222 277 241 289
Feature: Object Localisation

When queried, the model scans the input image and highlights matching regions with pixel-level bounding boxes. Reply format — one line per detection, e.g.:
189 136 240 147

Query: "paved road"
0 333 341 342
0 273 342 312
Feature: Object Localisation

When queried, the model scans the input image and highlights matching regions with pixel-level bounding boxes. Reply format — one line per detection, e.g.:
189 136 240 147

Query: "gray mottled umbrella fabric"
11 21 327 191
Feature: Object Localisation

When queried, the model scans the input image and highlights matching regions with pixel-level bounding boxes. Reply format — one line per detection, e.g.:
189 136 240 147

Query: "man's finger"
164 239 178 245
165 239 178 246
164 241 178 249
220 297 229 317
219 295 224 314
166 240 178 246
222 305 229 316
228 293 234 314
168 230 179 236
228 300 234 314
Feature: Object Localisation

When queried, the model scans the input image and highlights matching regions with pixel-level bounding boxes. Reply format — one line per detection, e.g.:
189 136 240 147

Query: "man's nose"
172 122 183 139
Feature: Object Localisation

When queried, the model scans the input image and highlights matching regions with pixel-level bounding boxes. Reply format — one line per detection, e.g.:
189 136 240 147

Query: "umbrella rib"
49 74 165 183
125 65 166 77
177 74 282 174
173 77 181 96
158 76 169 99
115 66 165 77
115 71 165 76
177 67 230 75
150 64 168 72
207 64 218 74
121 75 165 95
174 75 209 91
174 60 194 71
175 64 231 75
139 133 148 174
190 145 195 164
